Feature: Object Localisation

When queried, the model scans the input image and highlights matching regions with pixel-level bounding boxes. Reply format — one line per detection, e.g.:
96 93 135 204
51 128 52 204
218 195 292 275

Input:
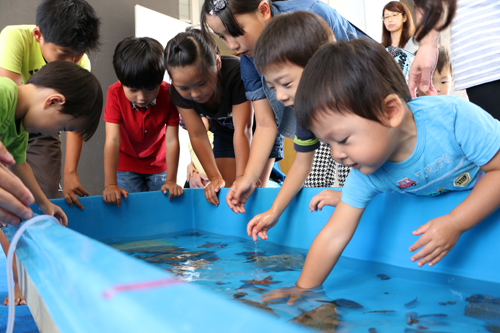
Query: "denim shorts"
117 171 167 193
211 125 283 161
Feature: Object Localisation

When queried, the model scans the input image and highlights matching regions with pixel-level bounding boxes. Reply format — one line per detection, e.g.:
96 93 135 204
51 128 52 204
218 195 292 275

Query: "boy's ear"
258 1 272 22
44 94 66 110
215 54 222 71
383 94 405 128
32 27 43 43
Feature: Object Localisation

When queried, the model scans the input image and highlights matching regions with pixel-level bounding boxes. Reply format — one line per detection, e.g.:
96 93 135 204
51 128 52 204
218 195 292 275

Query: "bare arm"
296 201 364 288
63 132 89 209
103 122 128 206
162 125 183 199
0 68 21 85
410 148 500 266
231 100 253 179
247 151 314 241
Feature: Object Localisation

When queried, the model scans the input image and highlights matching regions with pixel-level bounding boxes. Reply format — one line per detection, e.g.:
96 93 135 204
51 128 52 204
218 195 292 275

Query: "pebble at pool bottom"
101 228 500 333
0 252 37 333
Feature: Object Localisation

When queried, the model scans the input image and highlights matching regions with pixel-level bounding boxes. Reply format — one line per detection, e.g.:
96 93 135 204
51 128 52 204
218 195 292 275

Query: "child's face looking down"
122 85 160 109
263 62 304 109
310 109 401 175
206 5 270 57
169 65 216 104
33 27 85 64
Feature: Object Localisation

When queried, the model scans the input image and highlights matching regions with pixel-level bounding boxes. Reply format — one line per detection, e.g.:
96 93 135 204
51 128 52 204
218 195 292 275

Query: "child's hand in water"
247 210 280 241
204 176 225 206
409 214 464 267
103 185 128 207
261 285 324 305
226 176 257 214
309 190 342 212
162 181 184 200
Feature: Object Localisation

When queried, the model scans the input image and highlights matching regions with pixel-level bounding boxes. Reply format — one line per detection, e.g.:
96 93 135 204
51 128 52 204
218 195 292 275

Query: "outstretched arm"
410 149 500 266
231 100 253 180
63 132 89 209
227 98 277 213
247 151 314 241
162 125 183 199
103 122 128 206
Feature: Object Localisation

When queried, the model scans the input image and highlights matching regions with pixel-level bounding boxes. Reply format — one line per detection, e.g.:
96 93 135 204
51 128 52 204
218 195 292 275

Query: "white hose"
6 215 59 333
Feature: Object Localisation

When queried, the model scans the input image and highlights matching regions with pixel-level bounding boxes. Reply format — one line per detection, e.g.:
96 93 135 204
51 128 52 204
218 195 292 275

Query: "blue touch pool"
5 188 500 332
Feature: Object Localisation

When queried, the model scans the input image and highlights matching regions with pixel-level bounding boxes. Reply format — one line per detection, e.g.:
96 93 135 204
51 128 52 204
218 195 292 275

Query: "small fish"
438 302 447 306
218 244 228 248
405 297 418 308
416 326 428 330
363 310 396 314
317 299 364 309
233 292 247 298
406 312 419 325
418 313 448 318
215 282 230 285
235 251 266 257
290 304 339 331
376 274 391 280
238 276 281 289
183 232 203 237
447 301 456 305
198 242 221 248
369 328 378 333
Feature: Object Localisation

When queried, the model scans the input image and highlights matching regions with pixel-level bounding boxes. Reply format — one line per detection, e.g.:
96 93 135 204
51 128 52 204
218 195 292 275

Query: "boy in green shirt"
0 61 103 305
0 0 100 208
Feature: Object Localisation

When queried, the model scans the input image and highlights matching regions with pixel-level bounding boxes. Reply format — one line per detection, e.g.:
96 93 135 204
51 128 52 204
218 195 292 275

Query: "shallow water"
102 229 499 333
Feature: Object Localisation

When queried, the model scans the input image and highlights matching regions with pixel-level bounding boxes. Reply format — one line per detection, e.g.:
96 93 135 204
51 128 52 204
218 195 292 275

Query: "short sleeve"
9 133 28 164
293 122 320 152
103 85 122 124
227 60 247 106
0 26 24 74
308 2 361 41
166 102 180 127
340 169 381 209
453 97 500 166
240 55 266 101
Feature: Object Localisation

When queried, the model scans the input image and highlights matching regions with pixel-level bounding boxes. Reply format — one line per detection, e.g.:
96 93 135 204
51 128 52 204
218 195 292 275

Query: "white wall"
135 5 192 185
327 0 388 42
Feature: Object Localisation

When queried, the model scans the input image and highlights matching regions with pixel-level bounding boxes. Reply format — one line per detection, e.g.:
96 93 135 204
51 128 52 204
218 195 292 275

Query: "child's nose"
276 90 288 103
226 37 240 52
330 145 347 162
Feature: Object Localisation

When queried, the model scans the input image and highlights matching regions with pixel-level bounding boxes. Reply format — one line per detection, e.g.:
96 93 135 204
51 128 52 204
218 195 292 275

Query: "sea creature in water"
218 244 228 248
233 292 247 298
289 304 339 332
182 232 203 237
317 299 364 309
438 302 446 305
253 253 305 272
376 274 391 280
142 250 211 263
418 313 448 318
238 276 281 289
235 251 266 260
198 242 221 248
447 301 456 305
236 299 278 317
405 297 418 308
108 239 174 251
363 310 396 314
406 312 419 325
215 282 229 285
368 328 378 333
124 245 183 253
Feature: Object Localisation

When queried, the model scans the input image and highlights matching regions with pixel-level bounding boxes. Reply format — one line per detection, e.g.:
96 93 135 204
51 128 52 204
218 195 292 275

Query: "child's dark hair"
165 27 220 92
436 46 452 74
113 37 165 90
201 0 271 41
295 39 411 130
381 1 414 49
26 61 103 141
413 0 456 42
36 0 101 53
254 11 335 74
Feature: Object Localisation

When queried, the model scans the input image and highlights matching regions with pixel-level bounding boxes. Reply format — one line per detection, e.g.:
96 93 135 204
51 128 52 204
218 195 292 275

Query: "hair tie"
209 0 227 15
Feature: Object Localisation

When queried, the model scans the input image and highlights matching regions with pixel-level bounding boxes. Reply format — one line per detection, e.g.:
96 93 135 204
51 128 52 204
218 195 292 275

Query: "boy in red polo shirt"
103 37 183 206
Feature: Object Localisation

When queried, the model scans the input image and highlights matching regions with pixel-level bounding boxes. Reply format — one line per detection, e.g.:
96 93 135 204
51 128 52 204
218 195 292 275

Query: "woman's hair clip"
209 0 227 15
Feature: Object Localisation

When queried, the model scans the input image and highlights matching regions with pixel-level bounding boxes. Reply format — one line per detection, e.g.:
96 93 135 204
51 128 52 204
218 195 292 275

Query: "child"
0 60 103 305
165 28 256 207
103 37 183 207
264 38 500 303
246 11 350 241
417 46 453 96
201 0 366 213
0 0 101 209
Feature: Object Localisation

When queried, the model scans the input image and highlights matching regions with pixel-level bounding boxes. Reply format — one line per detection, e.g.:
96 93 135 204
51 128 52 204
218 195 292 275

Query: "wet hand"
102 185 128 207
226 176 256 214
309 190 342 212
261 286 313 305
204 176 225 206
63 171 89 210
162 181 184 200
247 211 280 241
409 215 463 267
